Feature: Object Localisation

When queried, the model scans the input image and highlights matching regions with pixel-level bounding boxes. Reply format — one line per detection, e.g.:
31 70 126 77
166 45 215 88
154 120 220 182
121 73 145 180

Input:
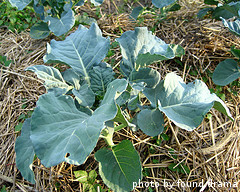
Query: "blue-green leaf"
212 59 240 86
15 118 35 184
30 21 50 39
30 79 127 167
113 105 136 129
44 23 110 84
116 27 174 76
90 0 104 6
152 0 177 8
130 6 144 21
89 63 115 95
129 68 161 89
137 108 164 136
144 73 233 131
116 91 130 106
9 0 31 10
45 8 75 36
95 140 142 192
221 18 240 37
26 65 71 91
75 0 85 6
72 84 95 107
62 68 81 90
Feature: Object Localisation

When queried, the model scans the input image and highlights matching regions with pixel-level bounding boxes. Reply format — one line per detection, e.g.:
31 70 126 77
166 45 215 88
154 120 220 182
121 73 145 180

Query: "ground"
0 0 239 191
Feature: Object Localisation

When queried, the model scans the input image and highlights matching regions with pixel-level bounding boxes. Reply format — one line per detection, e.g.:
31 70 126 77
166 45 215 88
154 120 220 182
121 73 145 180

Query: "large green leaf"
26 65 71 91
43 23 110 84
116 27 174 76
89 63 115 95
212 59 240 86
144 73 233 131
9 0 31 10
30 79 127 167
95 140 142 192
45 9 75 36
212 3 240 20
15 118 35 184
30 21 50 39
152 0 177 8
137 108 164 136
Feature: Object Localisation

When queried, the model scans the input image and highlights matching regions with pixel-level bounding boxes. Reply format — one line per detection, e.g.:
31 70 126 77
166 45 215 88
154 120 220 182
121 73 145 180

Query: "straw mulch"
0 0 239 191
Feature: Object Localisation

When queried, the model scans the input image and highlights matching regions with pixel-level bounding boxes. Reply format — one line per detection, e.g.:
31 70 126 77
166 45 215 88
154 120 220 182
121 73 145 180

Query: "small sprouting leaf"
137 108 164 137
45 9 75 36
129 68 161 89
144 73 233 131
72 84 95 107
169 44 185 57
44 23 110 83
9 0 31 10
152 0 177 8
74 170 88 183
88 170 98 184
15 118 35 184
168 163 179 172
26 65 70 91
116 27 174 76
89 63 115 95
30 79 127 167
212 59 240 86
30 21 50 39
95 140 142 192
15 122 23 132
231 47 240 59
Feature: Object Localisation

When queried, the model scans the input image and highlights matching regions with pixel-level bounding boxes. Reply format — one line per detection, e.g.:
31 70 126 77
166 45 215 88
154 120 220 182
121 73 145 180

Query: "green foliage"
0 186 7 192
198 0 240 19
8 0 104 38
212 59 240 86
130 1 181 25
74 170 103 191
95 140 142 192
15 23 233 191
0 55 12 67
0 0 36 33
168 163 190 174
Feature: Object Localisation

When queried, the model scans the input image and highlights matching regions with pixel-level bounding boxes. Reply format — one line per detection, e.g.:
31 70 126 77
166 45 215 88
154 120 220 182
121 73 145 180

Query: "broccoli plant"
211 6 240 85
15 23 233 191
8 0 103 39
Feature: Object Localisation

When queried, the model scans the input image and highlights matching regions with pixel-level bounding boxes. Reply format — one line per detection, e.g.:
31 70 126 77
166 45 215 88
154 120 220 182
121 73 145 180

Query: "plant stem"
114 124 126 132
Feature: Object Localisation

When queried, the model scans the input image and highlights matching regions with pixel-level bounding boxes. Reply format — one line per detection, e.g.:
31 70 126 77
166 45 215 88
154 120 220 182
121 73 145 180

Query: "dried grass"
0 0 239 191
